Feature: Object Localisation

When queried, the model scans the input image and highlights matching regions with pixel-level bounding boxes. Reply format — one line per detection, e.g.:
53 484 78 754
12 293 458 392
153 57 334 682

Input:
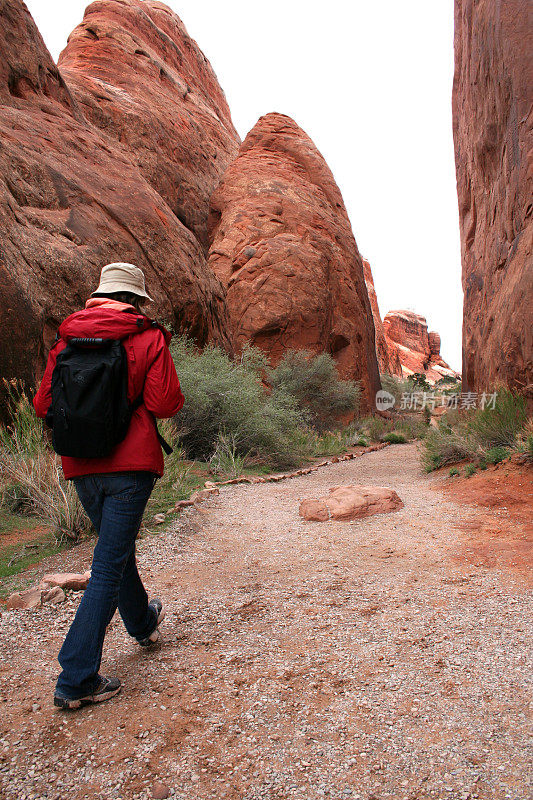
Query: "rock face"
383 310 458 384
0 0 235 405
299 485 404 522
453 0 532 395
208 113 381 409
59 0 240 250
362 259 402 377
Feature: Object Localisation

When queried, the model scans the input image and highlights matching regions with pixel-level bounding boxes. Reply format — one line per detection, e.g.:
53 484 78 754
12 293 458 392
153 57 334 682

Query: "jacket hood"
58 299 171 344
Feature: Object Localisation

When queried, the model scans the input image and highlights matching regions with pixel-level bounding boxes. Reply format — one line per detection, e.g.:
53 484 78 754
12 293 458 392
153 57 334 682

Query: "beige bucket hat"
92 262 153 301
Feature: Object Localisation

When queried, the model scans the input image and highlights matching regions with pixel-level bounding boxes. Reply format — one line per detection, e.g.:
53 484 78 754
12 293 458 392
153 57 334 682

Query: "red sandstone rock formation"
383 310 458 384
299 485 404 522
453 0 532 395
207 113 381 409
0 0 234 401
59 0 240 250
362 259 402 377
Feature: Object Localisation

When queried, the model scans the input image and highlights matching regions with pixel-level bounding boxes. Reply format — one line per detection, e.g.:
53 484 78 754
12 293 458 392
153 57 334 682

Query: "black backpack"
47 337 139 458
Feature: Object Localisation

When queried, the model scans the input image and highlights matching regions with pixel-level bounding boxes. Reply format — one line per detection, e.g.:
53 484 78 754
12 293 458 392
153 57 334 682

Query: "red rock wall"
453 0 533 395
362 259 402 377
207 113 381 410
0 0 235 402
59 0 240 250
383 311 458 384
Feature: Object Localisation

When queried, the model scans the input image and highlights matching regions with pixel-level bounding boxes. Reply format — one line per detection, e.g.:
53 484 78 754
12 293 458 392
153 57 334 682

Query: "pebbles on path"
0 444 531 800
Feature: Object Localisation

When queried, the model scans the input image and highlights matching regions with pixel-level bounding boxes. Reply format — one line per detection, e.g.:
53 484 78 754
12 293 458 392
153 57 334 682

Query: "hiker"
33 262 184 709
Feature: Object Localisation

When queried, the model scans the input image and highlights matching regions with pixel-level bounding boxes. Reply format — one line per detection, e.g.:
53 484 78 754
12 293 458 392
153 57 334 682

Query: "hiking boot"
54 675 121 710
138 598 165 647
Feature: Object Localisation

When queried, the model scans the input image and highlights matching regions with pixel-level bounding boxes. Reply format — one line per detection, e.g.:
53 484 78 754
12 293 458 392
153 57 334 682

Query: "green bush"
170 338 308 468
359 415 394 442
484 446 509 465
268 350 361 432
358 414 427 443
380 373 411 405
410 373 432 392
464 463 477 477
449 467 459 477
382 432 407 444
422 422 478 472
469 387 527 448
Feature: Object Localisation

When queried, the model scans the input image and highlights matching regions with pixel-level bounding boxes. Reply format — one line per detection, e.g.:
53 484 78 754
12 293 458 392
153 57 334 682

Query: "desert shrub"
464 464 477 477
401 416 430 439
358 414 426 443
380 373 411 405
484 446 509 465
449 467 459 477
410 372 432 392
468 387 527 448
268 350 361 432
422 423 478 472
209 432 247 478
309 429 353 457
435 376 461 396
359 415 394 442
0 385 90 540
355 435 368 447
170 338 307 468
382 432 407 444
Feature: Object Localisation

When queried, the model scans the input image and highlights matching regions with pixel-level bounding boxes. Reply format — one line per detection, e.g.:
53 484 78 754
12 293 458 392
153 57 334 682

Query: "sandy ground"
0 444 531 800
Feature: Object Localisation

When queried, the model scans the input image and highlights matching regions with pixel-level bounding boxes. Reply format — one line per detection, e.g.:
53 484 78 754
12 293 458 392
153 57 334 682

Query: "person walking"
33 262 184 710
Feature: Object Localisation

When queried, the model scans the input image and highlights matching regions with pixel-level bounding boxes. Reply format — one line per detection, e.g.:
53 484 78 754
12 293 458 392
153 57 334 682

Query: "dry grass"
0 382 90 541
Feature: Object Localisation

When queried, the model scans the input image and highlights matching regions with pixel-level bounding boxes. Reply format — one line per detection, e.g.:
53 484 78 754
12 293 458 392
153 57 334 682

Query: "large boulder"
59 0 240 251
299 485 404 522
383 310 458 384
0 0 234 407
207 113 381 410
452 0 532 395
362 259 402 377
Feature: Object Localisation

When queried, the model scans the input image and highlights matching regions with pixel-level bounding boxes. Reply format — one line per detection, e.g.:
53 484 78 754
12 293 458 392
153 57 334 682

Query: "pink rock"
174 500 194 509
363 259 403 377
42 572 91 591
42 586 66 604
299 485 403 522
207 112 381 411
453 0 532 397
6 587 43 610
299 499 330 522
190 487 220 503
0 0 236 413
383 310 458 384
151 782 170 800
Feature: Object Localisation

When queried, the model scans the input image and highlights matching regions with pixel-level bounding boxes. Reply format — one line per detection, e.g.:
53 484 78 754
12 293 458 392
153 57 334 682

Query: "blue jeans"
55 472 157 699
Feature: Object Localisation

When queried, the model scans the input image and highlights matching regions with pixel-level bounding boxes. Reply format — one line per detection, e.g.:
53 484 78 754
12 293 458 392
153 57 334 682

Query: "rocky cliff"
362 259 402 377
59 0 240 250
383 310 458 384
453 0 532 395
0 0 236 400
207 113 381 409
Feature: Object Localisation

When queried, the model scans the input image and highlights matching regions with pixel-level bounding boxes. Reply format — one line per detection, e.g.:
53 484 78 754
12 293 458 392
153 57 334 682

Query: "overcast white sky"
26 0 463 371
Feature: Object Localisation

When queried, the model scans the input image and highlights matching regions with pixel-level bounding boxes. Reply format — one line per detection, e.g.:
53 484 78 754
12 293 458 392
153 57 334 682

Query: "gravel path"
0 444 531 800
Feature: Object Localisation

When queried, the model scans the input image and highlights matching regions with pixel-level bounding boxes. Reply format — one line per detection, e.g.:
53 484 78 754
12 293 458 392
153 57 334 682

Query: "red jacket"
33 298 184 479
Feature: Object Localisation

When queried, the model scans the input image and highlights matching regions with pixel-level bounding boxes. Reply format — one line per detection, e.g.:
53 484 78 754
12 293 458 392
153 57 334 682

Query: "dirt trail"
0 444 531 800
